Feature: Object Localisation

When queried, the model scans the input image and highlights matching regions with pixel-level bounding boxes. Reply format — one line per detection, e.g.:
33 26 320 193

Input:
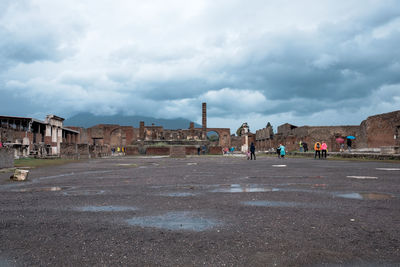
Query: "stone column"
202 103 207 139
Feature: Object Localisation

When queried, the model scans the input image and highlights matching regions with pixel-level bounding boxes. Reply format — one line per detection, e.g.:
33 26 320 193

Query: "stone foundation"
146 147 170 155
208 146 223 155
170 146 186 158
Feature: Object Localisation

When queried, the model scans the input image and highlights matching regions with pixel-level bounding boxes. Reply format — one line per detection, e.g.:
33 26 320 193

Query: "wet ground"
0 156 399 266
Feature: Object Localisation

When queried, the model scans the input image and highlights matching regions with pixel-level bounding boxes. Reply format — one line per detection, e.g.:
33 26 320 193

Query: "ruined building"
0 115 79 158
0 103 232 158
254 110 400 152
69 103 231 152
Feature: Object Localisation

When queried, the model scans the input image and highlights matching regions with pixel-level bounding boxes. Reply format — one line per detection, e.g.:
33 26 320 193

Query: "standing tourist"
299 141 303 152
321 141 328 159
314 142 321 159
250 142 256 160
347 138 352 152
277 145 281 158
279 144 286 159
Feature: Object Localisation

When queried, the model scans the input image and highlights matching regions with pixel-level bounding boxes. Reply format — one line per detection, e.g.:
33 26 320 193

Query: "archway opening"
207 131 219 146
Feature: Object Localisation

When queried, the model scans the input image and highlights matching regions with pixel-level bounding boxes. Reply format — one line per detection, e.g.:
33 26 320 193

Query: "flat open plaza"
1 156 399 266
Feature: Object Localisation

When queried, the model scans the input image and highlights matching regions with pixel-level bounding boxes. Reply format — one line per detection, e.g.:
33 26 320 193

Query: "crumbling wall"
361 110 400 148
60 143 78 159
0 148 14 168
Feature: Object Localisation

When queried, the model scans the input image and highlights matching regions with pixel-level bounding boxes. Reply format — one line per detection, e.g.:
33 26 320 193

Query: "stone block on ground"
10 169 29 181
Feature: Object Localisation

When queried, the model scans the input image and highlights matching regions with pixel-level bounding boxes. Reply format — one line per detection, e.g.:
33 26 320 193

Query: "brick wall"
146 147 170 155
209 146 223 155
170 146 186 158
185 146 198 155
125 146 139 155
0 148 14 168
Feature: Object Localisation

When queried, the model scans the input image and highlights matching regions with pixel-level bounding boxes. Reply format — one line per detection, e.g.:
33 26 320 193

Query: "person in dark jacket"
250 142 256 160
347 138 352 152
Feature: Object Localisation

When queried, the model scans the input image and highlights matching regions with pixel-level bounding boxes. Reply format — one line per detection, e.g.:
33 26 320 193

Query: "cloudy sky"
1 0 400 132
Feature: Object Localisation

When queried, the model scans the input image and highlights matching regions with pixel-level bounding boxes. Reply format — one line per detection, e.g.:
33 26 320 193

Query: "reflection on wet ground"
13 186 64 192
159 192 198 197
76 206 138 212
62 190 106 196
126 211 220 231
376 168 400 171
211 184 279 193
242 201 313 208
346 176 378 179
335 192 394 200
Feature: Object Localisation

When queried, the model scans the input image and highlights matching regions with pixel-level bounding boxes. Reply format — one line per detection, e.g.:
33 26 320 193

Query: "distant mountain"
64 112 201 130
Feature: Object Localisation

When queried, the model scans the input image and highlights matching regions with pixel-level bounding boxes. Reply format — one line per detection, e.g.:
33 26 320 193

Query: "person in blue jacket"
279 144 286 159
250 142 256 160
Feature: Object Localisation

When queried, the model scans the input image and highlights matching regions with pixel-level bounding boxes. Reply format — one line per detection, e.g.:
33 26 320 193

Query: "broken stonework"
10 169 29 181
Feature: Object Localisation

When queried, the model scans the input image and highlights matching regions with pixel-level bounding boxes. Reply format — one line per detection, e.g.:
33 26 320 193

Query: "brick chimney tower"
202 102 207 134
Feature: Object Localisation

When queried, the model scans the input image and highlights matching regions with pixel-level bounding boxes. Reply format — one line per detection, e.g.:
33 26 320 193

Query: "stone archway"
110 128 126 148
206 128 231 147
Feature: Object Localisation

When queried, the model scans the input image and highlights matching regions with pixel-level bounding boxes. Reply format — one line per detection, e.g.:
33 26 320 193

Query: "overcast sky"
1 0 399 132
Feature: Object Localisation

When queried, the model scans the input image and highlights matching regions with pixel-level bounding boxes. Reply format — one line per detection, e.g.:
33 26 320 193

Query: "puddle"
376 168 400 171
347 176 378 179
76 205 138 212
62 190 106 196
272 165 287 167
159 192 198 197
242 201 311 208
335 192 394 200
211 184 279 193
126 211 220 231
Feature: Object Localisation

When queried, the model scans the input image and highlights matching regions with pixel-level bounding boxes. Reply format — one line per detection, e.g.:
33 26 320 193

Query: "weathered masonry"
0 115 79 158
254 110 400 152
69 103 231 150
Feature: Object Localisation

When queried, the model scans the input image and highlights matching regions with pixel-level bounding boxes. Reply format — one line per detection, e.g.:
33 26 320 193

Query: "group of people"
313 141 328 159
276 143 286 159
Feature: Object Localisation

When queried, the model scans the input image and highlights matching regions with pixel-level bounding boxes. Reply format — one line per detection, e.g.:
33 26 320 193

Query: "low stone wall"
90 145 110 158
380 146 400 155
170 146 186 158
208 146 223 155
185 146 198 155
0 148 14 168
264 151 400 160
125 146 139 156
146 147 170 155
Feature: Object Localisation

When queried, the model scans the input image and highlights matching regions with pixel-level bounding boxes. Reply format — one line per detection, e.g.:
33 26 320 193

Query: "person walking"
250 142 256 160
314 141 321 159
347 138 352 152
299 141 303 152
321 141 328 159
302 142 308 152
279 144 286 159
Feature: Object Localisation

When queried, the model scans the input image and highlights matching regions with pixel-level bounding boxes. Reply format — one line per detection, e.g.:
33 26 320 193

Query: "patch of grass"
14 158 81 168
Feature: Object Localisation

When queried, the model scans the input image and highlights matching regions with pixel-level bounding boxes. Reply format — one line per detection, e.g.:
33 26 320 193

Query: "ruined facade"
0 103 232 158
0 115 79 158
254 110 400 152
69 103 231 150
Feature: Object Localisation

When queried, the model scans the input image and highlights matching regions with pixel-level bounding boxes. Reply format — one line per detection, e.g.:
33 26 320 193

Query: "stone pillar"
202 102 207 139
139 121 145 140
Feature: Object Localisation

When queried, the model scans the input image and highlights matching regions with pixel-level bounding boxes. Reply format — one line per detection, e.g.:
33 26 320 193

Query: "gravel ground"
0 156 399 266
